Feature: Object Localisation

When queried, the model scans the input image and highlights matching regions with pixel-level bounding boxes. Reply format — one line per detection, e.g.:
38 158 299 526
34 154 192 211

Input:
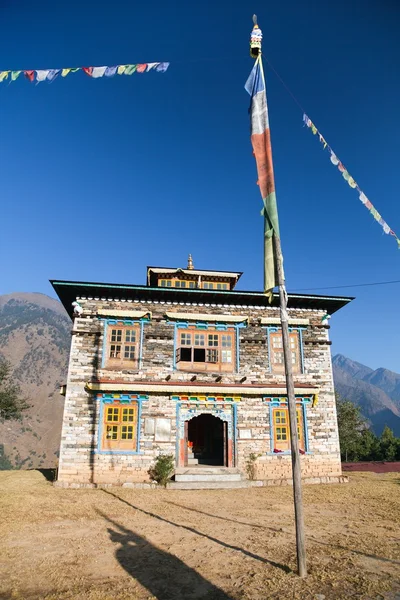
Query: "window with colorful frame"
175 325 236 373
272 406 305 453
102 403 139 451
105 323 141 370
268 328 303 374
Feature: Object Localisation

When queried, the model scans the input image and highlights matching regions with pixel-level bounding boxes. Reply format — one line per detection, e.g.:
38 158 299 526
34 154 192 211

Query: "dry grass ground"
0 471 399 600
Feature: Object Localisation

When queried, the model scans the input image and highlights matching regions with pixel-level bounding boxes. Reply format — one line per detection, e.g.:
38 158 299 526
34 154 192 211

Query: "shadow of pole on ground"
166 501 400 567
97 509 235 600
99 489 291 573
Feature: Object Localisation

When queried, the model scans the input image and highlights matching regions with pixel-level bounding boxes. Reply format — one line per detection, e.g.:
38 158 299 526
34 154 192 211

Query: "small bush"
148 454 175 487
246 452 262 481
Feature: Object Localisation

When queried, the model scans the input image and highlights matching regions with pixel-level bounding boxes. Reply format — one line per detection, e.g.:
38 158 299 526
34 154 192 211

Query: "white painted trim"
86 382 318 396
165 311 248 323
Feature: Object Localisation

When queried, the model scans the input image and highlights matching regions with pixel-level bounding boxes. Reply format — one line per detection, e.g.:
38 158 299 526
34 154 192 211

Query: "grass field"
1 470 399 600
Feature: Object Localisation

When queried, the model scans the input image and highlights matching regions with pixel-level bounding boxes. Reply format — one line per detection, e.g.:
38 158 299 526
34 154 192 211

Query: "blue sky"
1 1 399 371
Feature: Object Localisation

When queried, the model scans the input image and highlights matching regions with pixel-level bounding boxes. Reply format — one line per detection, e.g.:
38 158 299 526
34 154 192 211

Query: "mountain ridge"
332 353 400 436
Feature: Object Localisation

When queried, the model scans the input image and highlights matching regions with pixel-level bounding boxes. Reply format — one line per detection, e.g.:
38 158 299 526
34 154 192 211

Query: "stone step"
175 467 242 483
187 458 199 465
187 452 195 459
167 480 251 490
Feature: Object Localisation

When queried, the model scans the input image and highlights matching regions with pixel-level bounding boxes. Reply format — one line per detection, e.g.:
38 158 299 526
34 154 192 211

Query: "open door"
184 420 189 467
223 421 228 467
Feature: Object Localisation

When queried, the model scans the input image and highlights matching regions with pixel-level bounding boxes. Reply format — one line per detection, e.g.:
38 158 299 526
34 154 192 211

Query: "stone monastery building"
52 258 352 488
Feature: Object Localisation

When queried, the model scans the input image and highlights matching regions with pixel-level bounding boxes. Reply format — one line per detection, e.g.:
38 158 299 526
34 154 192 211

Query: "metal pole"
273 234 307 577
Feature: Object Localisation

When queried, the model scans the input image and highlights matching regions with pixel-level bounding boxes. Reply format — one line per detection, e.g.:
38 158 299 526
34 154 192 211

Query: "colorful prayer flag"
24 70 35 82
245 57 280 298
124 64 137 75
91 66 107 78
0 71 9 82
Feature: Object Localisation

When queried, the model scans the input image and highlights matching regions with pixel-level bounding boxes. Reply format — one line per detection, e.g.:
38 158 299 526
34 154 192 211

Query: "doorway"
187 414 227 466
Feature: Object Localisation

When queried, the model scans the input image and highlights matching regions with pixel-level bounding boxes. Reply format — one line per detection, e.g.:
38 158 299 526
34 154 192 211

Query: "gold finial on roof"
187 254 194 270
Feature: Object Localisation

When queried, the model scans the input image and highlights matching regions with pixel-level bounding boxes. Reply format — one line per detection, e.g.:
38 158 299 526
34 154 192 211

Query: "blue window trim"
95 393 148 455
263 395 313 455
265 326 306 374
99 318 149 369
170 321 246 373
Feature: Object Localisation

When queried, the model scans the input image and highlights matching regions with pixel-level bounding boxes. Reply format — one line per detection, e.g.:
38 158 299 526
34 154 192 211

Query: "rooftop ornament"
249 14 262 58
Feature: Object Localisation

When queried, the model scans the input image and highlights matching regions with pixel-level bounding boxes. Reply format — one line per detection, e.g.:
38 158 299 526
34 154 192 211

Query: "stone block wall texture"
57 297 341 485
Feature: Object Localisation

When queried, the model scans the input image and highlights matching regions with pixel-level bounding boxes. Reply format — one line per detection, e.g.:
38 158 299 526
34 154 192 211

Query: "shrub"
246 452 262 480
148 454 175 487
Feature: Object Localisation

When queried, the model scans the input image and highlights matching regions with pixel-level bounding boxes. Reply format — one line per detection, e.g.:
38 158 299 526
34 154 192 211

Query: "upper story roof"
50 278 354 320
147 255 242 290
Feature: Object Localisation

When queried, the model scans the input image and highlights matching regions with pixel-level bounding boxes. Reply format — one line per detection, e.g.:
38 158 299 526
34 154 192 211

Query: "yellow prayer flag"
117 65 127 75
61 68 72 77
0 71 9 82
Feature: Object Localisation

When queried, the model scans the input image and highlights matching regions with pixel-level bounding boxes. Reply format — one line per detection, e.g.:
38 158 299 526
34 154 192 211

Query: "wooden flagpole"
255 23 308 578
273 234 307 577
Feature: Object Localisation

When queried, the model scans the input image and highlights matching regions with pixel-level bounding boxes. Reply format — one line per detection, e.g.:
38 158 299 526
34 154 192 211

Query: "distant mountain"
333 354 400 436
0 293 70 468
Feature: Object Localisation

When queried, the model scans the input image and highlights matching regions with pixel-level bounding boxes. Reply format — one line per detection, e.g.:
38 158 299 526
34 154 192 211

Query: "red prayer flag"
24 70 35 82
82 67 93 76
136 64 147 73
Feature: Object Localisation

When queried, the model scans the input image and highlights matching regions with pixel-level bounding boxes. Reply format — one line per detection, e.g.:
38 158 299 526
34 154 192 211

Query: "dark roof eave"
50 279 354 320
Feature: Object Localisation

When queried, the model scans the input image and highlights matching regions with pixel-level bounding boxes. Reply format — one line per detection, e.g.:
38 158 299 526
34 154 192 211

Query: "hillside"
0 293 71 468
332 354 400 436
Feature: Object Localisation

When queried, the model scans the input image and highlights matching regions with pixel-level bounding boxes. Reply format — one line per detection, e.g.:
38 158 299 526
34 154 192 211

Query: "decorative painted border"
95 392 148 455
99 317 150 370
263 395 313 455
264 326 306 374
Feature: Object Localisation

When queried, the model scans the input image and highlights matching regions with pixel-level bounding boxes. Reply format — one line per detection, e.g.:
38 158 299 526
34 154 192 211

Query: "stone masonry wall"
57 296 341 485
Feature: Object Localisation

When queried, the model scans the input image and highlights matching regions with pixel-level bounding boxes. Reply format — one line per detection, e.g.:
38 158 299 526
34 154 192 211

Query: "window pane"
121 425 134 440
276 427 288 441
166 280 172 287
111 329 122 343
194 334 205 346
125 330 136 343
222 335 232 347
110 344 121 359
160 280 166 287
221 350 232 363
124 345 136 360
106 407 120 422
106 425 118 440
189 282 195 288
208 334 218 347
206 349 218 363
180 332 191 345
122 408 135 422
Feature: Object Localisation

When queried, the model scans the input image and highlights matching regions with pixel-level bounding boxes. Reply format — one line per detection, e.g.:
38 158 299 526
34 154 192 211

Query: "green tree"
0 359 30 421
379 426 398 462
336 394 366 462
0 444 13 470
358 428 380 461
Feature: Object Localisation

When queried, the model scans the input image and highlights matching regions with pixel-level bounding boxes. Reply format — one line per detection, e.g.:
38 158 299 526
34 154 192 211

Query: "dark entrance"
187 414 227 466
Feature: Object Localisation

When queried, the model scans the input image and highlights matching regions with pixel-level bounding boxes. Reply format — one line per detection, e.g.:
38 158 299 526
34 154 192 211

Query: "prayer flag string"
303 114 400 249
0 62 169 85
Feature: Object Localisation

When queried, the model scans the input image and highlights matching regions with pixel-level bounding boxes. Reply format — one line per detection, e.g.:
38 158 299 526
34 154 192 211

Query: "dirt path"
1 471 399 599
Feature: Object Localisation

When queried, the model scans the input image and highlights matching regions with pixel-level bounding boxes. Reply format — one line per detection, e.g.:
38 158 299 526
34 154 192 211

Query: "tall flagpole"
248 17 307 578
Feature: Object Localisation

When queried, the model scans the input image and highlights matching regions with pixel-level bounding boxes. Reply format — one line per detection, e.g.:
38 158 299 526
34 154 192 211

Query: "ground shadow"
166 501 281 532
97 509 234 600
167 501 400 567
100 489 291 573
